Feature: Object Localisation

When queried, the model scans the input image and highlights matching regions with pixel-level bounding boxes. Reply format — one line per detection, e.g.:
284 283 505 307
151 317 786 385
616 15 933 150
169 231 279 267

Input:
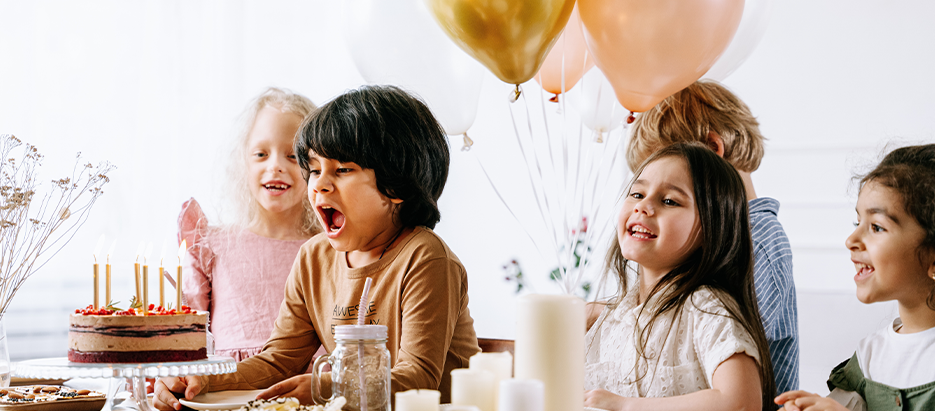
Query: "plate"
179 390 265 410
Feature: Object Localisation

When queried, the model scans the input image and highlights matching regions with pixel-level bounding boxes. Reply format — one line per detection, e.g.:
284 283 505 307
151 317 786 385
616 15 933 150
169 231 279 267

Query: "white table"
13 356 236 411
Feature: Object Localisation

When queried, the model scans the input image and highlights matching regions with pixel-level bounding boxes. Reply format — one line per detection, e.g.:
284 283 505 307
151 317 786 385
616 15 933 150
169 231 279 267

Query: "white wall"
1 0 933 394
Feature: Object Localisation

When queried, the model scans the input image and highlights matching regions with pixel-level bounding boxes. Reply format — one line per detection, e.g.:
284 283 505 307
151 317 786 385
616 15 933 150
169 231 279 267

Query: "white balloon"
568 67 626 133
343 0 485 136
703 0 772 81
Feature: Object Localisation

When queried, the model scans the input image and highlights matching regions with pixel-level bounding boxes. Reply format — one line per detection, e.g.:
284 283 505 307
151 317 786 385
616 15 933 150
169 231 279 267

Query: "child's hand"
584 389 628 411
257 374 315 405
153 376 207 411
775 390 848 411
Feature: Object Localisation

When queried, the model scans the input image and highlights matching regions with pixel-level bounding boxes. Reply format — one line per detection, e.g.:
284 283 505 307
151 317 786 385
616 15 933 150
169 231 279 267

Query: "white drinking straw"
357 277 373 411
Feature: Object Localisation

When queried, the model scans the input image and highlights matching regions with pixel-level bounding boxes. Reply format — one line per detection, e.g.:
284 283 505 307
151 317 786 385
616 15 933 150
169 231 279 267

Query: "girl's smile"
618 156 701 280
246 106 306 218
846 181 934 306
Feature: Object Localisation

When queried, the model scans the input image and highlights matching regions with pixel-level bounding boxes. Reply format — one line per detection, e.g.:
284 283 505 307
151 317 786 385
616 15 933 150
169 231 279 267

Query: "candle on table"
177 240 186 310
394 389 439 411
92 235 104 309
159 241 166 308
106 240 115 306
133 242 143 308
515 294 584 411
498 379 544 411
142 243 152 315
451 369 495 411
469 351 512 405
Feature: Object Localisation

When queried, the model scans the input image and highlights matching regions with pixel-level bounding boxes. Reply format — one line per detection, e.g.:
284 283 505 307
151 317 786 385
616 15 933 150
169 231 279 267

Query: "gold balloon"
426 0 576 85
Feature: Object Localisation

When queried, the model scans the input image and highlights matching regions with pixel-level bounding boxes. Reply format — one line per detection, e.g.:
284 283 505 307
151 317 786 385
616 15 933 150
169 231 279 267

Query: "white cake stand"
13 355 236 411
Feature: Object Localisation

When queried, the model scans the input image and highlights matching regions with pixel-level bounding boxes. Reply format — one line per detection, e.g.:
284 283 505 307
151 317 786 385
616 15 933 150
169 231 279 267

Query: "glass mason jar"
313 325 391 411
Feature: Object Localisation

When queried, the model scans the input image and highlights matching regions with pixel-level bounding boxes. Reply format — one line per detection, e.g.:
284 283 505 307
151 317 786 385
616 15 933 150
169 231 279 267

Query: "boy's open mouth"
854 262 875 281
319 205 346 234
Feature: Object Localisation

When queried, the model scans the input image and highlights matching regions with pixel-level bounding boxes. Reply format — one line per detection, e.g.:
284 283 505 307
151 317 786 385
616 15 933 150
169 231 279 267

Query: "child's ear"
390 198 404 205
705 132 726 157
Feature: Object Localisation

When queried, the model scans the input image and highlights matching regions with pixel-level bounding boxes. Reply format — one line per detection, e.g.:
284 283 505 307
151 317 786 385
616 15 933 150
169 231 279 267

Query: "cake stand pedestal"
13 356 236 411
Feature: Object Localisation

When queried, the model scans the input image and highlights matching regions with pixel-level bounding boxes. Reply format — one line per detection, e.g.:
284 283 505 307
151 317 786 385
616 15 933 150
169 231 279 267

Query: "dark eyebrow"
862 207 901 225
632 179 692 197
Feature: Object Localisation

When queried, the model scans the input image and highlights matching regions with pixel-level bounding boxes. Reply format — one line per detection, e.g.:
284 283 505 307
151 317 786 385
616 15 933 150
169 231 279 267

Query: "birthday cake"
68 304 207 363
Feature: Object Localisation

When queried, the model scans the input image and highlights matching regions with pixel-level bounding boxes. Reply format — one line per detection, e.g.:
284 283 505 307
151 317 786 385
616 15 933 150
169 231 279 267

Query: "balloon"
344 0 485 136
568 67 626 134
703 0 772 81
426 0 576 85
578 0 744 112
534 5 595 97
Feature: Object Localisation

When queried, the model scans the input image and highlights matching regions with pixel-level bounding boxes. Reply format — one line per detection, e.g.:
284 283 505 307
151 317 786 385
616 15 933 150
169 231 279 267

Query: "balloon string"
471 151 555 286
572 128 627 293
507 97 567 292
538 83 569 246
520 91 563 263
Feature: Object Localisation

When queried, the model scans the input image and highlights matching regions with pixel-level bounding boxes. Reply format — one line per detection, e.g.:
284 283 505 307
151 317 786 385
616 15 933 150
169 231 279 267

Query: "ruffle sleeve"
178 198 215 313
690 289 761 388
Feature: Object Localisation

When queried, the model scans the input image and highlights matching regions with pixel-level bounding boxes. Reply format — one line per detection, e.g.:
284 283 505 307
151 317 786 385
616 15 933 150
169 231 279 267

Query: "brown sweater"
206 226 480 402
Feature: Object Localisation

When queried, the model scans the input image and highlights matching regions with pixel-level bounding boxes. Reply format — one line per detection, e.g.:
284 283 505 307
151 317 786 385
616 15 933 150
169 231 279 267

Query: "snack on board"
0 385 105 411
68 303 207 363
238 396 346 411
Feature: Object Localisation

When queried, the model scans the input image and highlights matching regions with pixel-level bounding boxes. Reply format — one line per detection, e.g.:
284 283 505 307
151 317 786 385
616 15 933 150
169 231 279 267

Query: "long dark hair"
603 142 775 408
860 143 935 309
295 85 450 229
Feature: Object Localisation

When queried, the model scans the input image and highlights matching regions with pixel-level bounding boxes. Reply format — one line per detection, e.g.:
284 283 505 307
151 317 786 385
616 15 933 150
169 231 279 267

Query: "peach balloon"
426 0 576 85
578 0 744 112
535 5 595 97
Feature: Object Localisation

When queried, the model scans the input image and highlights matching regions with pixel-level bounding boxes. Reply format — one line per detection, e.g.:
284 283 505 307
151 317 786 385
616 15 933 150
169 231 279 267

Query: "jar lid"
334 325 388 340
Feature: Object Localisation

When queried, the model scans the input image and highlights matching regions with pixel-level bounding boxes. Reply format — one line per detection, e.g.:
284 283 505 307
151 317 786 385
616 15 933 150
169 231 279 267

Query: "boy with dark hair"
627 80 799 397
155 85 480 410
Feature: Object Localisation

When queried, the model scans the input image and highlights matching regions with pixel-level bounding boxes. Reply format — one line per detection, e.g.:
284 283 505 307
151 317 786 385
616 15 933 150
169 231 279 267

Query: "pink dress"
178 198 311 361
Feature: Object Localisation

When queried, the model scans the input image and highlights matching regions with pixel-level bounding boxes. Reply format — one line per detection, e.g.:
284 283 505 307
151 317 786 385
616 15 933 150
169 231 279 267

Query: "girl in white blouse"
584 142 775 411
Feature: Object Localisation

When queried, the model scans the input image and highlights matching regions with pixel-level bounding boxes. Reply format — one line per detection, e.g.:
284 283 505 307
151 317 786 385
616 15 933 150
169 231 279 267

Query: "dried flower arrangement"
0 134 113 321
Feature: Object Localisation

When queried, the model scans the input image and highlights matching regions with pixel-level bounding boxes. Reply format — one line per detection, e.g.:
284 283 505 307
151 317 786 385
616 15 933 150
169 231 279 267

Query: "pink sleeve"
178 198 214 312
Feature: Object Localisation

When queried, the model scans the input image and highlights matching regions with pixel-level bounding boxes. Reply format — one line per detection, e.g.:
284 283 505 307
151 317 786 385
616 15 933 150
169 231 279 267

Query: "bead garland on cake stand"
13 355 236 411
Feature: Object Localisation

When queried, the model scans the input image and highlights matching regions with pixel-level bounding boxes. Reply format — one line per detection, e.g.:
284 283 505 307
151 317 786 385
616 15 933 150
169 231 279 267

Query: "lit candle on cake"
142 243 152 315
395 389 439 411
134 241 143 309
106 240 115 306
159 241 166 308
177 240 186 310
515 294 584 411
92 235 104 309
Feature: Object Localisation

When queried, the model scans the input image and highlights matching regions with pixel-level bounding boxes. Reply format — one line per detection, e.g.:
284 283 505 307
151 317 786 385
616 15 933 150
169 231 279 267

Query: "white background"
2 0 934 394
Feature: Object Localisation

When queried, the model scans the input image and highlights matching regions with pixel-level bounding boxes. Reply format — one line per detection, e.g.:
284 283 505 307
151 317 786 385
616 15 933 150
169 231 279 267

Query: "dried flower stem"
0 134 113 320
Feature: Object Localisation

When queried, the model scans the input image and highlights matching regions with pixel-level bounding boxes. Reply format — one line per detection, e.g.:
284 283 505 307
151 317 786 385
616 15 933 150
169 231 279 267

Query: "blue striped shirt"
749 197 799 396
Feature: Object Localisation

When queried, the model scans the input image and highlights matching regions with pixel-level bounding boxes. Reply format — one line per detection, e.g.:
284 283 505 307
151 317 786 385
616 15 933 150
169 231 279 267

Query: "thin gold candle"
93 262 99 309
106 241 115 306
177 240 187 310
159 241 166 308
92 235 104 309
143 243 152 315
134 242 143 309
159 266 165 308
106 259 112 306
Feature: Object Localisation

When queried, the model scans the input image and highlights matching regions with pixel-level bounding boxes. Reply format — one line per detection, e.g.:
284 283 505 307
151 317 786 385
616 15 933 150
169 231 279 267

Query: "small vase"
0 318 10 387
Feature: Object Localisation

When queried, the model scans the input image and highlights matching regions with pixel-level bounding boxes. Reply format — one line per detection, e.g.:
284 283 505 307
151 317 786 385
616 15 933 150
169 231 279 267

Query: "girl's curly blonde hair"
226 87 319 236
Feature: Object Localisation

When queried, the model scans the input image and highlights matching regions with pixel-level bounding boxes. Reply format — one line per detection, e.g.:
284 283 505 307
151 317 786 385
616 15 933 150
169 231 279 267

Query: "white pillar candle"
451 369 495 411
498 379 544 411
515 294 584 411
469 352 512 405
395 389 439 411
